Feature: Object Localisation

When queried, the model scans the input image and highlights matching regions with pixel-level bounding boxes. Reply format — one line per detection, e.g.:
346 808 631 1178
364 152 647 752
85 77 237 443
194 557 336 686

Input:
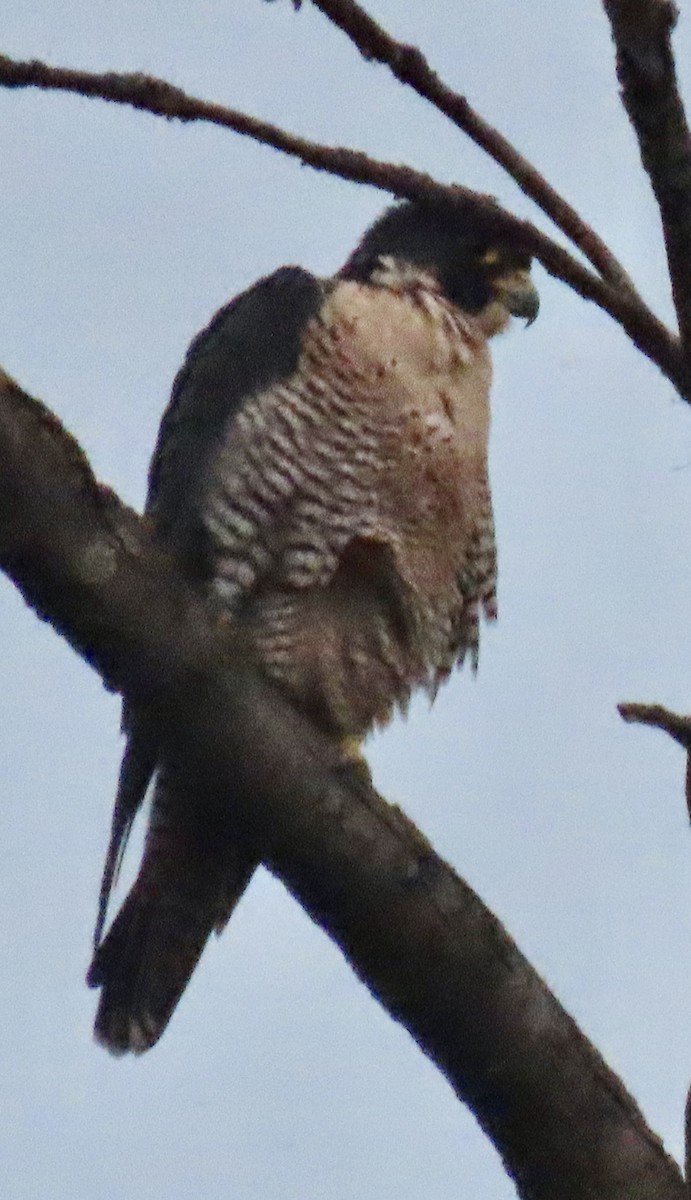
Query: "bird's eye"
480 246 532 273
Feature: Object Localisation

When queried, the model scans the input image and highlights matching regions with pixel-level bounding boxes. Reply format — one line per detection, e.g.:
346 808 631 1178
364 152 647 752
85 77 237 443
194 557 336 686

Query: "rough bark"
603 1 691 346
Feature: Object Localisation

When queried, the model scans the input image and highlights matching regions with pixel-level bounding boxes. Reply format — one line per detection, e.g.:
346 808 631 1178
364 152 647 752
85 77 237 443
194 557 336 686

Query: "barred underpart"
202 267 497 738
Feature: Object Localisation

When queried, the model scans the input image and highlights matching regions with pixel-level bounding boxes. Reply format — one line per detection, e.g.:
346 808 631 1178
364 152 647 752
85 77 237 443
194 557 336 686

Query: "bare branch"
619 700 691 747
603 1 691 347
305 0 638 294
0 370 685 1200
0 53 685 398
0 53 449 198
685 1081 691 1194
619 700 691 820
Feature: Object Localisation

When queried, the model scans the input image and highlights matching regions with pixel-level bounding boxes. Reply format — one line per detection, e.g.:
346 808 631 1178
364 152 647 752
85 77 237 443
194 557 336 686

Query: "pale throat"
369 254 513 339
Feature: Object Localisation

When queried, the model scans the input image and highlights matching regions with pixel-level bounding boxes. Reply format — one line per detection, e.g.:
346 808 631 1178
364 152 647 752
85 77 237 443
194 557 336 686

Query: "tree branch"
603 0 691 348
306 0 638 295
0 52 685 398
619 700 691 821
0 372 686 1199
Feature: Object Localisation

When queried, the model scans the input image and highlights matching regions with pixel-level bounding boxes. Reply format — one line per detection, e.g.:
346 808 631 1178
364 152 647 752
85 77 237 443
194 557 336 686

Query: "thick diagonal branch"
308 0 637 294
0 371 685 1200
0 53 684 397
603 1 691 347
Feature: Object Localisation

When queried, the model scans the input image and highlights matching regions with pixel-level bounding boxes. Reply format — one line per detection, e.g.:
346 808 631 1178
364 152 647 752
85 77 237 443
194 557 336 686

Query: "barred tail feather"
88 768 257 1055
87 849 256 1055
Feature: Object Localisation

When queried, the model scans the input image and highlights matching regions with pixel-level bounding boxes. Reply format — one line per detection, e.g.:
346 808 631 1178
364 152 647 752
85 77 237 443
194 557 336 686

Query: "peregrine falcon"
87 198 539 1054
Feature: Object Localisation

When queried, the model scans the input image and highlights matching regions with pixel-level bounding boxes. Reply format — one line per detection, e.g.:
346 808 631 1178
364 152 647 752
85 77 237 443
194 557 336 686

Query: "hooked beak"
492 268 540 326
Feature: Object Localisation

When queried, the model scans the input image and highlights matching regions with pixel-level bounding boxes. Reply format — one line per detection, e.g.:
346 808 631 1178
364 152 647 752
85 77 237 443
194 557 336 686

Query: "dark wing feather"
92 266 326 952
88 768 257 1055
147 265 327 571
92 715 158 951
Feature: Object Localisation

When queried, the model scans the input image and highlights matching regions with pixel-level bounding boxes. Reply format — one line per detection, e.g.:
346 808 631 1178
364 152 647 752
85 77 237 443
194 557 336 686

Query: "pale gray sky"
2 3 691 1198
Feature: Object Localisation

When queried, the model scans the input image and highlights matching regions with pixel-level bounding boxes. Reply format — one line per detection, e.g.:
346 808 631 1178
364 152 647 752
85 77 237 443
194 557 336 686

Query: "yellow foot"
337 736 372 787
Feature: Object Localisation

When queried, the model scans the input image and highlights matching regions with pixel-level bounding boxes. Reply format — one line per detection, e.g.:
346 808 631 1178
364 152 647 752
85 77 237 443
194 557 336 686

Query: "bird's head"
341 198 539 334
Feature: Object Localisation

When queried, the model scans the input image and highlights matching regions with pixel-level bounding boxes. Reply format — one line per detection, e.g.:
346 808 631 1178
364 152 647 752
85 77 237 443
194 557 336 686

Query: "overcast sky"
2 3 691 1198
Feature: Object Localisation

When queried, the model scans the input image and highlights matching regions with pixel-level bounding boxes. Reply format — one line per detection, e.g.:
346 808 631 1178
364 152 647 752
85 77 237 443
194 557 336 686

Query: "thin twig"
618 701 691 747
619 700 691 821
603 0 691 348
307 0 638 295
0 54 684 396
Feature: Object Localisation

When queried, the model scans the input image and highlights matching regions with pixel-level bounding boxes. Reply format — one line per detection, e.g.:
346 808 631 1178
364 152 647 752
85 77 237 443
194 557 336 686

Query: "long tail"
87 769 257 1055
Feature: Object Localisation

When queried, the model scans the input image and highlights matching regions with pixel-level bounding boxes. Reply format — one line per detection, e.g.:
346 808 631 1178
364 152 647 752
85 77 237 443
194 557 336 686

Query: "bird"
87 197 539 1055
